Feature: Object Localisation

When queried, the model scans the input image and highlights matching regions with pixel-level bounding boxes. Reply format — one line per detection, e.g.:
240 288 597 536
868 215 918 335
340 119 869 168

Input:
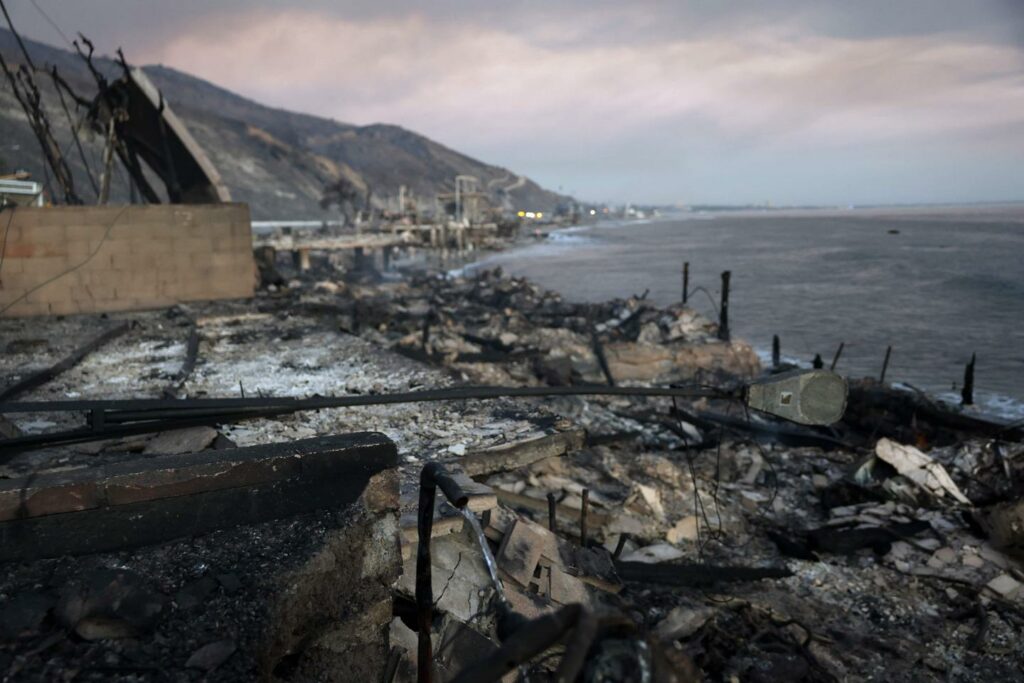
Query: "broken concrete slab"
459 428 585 477
874 438 970 504
655 604 716 642
142 425 219 455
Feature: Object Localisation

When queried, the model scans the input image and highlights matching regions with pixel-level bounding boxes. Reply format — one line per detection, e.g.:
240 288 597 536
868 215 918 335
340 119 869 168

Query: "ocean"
462 206 1024 420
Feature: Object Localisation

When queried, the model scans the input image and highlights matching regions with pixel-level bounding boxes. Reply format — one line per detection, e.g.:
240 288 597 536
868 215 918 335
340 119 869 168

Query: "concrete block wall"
0 203 255 316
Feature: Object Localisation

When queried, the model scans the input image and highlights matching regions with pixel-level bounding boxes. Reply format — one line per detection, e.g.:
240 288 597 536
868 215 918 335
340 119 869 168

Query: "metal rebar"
416 463 469 683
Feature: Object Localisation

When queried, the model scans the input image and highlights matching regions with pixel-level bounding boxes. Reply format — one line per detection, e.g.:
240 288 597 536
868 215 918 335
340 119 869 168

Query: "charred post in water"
962 352 976 406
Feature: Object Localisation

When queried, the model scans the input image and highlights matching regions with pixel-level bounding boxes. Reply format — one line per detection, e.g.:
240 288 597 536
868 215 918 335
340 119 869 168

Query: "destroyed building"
2 13 1024 683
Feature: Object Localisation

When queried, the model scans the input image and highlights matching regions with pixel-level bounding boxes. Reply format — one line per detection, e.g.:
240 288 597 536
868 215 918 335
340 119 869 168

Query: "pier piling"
682 261 689 304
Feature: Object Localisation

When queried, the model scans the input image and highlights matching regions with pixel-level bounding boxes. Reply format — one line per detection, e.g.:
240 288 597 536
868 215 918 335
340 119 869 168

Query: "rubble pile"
1 258 1022 682
288 266 761 388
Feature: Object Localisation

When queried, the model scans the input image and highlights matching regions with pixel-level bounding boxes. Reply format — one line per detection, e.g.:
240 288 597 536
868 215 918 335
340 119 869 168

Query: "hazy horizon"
4 1 1024 207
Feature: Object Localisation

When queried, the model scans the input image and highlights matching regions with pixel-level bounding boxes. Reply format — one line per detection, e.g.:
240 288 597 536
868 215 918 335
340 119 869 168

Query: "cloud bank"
10 1 1024 204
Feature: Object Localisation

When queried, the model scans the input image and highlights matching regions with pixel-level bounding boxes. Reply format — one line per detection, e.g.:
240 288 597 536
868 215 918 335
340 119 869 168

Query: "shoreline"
2 250 1023 680
447 211 1024 423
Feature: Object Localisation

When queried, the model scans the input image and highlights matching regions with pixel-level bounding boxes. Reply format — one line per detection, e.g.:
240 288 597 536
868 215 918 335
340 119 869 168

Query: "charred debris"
2 251 1023 682
2 9 1024 683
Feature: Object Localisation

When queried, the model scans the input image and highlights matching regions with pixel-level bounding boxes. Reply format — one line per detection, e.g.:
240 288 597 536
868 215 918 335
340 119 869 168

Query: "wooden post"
830 342 845 371
682 261 689 304
880 345 893 383
291 249 310 272
771 335 780 369
717 271 731 342
579 488 589 547
961 353 976 406
547 492 557 532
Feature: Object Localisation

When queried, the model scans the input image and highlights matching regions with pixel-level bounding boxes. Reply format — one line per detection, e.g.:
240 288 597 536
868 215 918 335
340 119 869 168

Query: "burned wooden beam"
0 432 397 562
0 322 130 402
614 562 792 586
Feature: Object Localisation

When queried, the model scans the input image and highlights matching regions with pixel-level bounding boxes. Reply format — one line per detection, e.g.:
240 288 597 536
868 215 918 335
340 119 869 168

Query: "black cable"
0 384 733 457
2 383 730 414
0 202 14 281
0 204 127 315
28 0 73 48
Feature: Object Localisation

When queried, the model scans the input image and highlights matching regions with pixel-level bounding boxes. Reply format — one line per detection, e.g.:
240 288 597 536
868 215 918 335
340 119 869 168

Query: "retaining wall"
0 203 254 316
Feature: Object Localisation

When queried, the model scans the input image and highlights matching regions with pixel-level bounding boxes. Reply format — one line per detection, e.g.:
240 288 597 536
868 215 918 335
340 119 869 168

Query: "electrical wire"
0 202 14 282
0 204 128 315
28 0 73 48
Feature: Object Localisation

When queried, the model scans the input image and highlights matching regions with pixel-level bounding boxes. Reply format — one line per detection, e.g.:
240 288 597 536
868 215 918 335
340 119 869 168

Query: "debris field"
1 255 1023 682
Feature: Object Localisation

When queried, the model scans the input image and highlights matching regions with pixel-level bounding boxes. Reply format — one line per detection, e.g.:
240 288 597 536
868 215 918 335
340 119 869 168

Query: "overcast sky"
6 1 1024 205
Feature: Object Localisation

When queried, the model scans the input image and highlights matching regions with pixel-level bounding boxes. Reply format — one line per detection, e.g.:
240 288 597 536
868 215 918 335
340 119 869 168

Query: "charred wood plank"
0 432 397 562
615 561 792 586
0 322 130 402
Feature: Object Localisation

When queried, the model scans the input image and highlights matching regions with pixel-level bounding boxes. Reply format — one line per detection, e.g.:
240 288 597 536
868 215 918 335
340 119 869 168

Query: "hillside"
0 28 569 219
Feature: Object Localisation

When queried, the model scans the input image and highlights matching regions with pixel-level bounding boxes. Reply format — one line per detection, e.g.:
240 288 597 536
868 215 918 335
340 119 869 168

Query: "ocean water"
463 208 1024 420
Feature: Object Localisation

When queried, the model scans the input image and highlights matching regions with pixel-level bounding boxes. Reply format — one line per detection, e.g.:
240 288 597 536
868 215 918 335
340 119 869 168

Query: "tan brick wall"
0 204 255 317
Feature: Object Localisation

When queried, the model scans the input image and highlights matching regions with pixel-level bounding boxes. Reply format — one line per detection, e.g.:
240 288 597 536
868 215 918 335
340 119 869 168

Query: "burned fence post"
880 345 893 384
591 333 616 387
682 261 689 304
772 334 780 369
717 270 731 342
961 352 976 406
830 342 845 371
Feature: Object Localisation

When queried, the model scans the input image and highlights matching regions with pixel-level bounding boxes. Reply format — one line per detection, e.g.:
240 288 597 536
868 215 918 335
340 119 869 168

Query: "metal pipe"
417 463 469 683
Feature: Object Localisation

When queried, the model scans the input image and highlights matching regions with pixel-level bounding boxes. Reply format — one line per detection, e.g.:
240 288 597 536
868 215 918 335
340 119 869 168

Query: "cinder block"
23 256 70 280
2 242 35 258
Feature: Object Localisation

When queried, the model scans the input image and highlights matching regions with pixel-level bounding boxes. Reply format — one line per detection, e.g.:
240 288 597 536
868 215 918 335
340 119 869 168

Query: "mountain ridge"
0 28 570 219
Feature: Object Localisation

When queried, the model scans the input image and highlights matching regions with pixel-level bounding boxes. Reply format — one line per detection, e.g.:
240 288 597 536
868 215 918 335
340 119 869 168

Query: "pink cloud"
139 10 1024 157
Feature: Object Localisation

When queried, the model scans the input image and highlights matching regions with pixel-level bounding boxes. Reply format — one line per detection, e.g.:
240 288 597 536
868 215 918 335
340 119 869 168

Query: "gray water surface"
465 209 1024 419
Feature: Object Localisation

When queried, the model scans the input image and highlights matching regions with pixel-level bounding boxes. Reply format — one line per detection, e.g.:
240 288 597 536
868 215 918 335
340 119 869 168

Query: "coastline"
2 245 1023 680
453 208 1024 424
